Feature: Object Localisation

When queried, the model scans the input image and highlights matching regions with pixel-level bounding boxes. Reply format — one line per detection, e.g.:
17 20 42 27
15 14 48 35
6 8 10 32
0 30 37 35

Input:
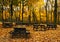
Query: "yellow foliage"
2 0 55 23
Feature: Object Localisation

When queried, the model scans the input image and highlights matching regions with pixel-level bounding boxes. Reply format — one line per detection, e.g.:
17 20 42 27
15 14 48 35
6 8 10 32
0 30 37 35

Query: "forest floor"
0 24 60 42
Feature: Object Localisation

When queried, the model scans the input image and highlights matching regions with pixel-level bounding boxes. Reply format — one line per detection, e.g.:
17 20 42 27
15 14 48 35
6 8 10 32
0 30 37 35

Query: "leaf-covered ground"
0 25 60 42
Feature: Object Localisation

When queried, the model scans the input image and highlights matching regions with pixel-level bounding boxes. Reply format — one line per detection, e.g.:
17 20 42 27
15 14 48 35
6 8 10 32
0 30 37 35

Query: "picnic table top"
14 25 26 28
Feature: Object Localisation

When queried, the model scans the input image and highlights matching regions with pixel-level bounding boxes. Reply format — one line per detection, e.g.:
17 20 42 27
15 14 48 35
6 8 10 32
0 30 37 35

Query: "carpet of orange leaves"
0 25 60 42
